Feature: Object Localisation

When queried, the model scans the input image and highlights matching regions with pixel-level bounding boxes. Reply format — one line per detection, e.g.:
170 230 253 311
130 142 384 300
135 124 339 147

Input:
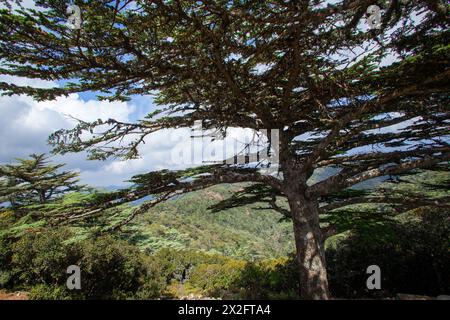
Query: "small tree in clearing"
0 154 81 207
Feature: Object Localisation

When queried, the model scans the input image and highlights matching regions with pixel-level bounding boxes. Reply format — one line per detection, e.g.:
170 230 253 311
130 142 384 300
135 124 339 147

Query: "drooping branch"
308 151 450 197
52 165 283 227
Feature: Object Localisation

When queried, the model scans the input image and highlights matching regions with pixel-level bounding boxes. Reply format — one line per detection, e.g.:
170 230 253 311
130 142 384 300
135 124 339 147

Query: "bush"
0 235 14 289
11 228 79 287
4 229 165 299
189 260 246 297
28 284 77 300
77 235 164 299
187 257 299 299
326 211 450 298
150 249 226 282
238 257 299 299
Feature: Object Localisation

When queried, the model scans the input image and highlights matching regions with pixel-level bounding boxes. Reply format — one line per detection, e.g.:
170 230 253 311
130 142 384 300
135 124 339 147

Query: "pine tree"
0 154 81 207
0 1 449 299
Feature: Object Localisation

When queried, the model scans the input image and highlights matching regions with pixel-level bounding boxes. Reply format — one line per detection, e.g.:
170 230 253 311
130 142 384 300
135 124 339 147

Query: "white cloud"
0 76 272 187
0 76 161 187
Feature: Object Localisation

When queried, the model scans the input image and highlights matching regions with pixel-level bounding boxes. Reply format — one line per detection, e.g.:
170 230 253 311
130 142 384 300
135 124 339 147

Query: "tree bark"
288 194 330 299
39 190 46 204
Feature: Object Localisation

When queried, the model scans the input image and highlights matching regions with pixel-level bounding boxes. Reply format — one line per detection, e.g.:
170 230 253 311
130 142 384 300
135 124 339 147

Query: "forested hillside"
118 184 294 259
87 167 386 259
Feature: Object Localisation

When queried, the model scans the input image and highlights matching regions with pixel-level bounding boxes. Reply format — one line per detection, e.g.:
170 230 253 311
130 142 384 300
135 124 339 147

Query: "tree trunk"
39 190 46 204
288 194 330 299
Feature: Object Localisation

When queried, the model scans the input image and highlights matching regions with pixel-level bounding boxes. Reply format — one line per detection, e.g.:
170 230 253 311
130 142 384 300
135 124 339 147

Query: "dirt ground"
0 291 29 300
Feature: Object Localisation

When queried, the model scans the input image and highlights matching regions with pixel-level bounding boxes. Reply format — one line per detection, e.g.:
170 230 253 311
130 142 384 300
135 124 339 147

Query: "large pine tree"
0 1 448 299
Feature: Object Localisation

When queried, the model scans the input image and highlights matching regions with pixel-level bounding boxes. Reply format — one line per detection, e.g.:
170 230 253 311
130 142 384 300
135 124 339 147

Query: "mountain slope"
116 183 294 260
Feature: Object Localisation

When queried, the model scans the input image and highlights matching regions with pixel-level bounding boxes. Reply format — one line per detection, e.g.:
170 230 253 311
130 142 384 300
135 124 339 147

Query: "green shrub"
5 229 165 299
238 257 299 299
29 284 77 300
187 257 299 299
77 235 164 299
0 235 14 289
151 248 227 284
326 211 450 298
11 228 79 287
189 260 246 297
